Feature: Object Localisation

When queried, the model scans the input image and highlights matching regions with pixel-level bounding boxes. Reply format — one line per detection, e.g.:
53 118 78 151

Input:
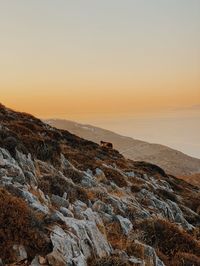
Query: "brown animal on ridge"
100 141 113 149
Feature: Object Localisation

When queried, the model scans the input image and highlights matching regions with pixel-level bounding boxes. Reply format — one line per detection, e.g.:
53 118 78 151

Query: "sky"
0 1 200 157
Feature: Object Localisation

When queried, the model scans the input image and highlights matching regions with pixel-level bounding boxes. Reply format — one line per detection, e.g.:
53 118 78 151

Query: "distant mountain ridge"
46 119 200 177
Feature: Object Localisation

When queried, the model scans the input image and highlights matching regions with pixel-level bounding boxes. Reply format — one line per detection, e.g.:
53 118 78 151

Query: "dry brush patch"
102 167 128 188
38 174 88 204
87 255 131 266
184 193 200 213
105 220 127 250
132 161 167 178
135 218 200 262
62 168 84 184
172 252 200 266
156 188 178 203
0 188 52 263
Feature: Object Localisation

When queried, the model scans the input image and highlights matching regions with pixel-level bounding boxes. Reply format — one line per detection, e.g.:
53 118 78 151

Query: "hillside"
1 103 200 265
46 119 200 178
180 173 200 187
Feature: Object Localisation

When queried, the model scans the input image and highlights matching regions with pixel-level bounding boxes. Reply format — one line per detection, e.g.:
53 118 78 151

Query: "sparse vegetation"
173 252 200 266
63 168 84 184
1 103 200 265
87 255 131 266
0 188 52 263
157 188 178 202
106 220 127 250
38 174 88 203
102 167 127 187
135 218 200 262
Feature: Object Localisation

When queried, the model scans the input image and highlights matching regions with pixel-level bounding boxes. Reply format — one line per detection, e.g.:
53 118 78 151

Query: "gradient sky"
0 0 200 119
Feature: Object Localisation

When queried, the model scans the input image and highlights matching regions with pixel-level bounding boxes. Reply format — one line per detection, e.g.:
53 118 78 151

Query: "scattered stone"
62 192 67 199
116 215 133 235
129 256 144 265
38 255 47 265
31 256 41 266
12 245 27 262
0 105 199 266
51 194 69 208
95 168 106 182
92 200 114 215
126 171 135 177
60 207 74 217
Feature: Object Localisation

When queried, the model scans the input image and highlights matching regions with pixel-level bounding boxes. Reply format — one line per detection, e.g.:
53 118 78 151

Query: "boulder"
48 217 111 265
12 245 27 262
116 215 133 235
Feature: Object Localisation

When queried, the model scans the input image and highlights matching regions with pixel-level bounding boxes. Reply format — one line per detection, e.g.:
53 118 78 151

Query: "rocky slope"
1 103 200 265
46 119 200 177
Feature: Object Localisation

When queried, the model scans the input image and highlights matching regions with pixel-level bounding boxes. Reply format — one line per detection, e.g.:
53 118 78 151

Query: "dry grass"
38 174 88 204
109 189 125 197
2 103 200 265
179 173 200 187
172 252 200 266
63 168 84 184
156 188 178 203
86 190 96 201
87 255 131 266
136 218 200 259
132 161 167 178
126 240 145 259
106 220 127 250
28 188 47 205
102 167 127 187
184 193 200 213
130 183 144 193
0 188 52 263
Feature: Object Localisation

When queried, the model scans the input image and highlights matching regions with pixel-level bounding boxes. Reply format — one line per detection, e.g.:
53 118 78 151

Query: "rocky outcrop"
1 104 200 265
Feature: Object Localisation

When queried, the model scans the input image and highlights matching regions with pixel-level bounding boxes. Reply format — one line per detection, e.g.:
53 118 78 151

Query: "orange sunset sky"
0 0 200 120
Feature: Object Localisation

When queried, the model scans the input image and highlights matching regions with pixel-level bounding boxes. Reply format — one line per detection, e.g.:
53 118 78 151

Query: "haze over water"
1 1 199 159
82 110 200 159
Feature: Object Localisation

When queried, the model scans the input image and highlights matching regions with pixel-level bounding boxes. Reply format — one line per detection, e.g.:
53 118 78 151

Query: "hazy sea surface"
82 110 200 159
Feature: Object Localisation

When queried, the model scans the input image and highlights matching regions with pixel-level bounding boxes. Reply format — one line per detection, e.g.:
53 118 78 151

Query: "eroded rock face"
49 218 111 266
1 104 200 266
0 145 194 266
0 148 26 184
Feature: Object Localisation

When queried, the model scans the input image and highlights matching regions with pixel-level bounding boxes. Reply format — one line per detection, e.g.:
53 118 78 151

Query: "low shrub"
0 188 52 263
132 161 167 178
106 220 127 250
137 218 200 257
172 252 200 266
157 188 178 203
126 241 145 259
3 136 18 156
130 183 144 193
87 255 131 266
63 168 84 184
103 168 127 187
38 174 88 204
184 193 200 213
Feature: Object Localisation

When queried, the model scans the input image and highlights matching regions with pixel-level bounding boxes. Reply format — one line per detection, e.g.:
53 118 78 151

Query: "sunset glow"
0 0 200 119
